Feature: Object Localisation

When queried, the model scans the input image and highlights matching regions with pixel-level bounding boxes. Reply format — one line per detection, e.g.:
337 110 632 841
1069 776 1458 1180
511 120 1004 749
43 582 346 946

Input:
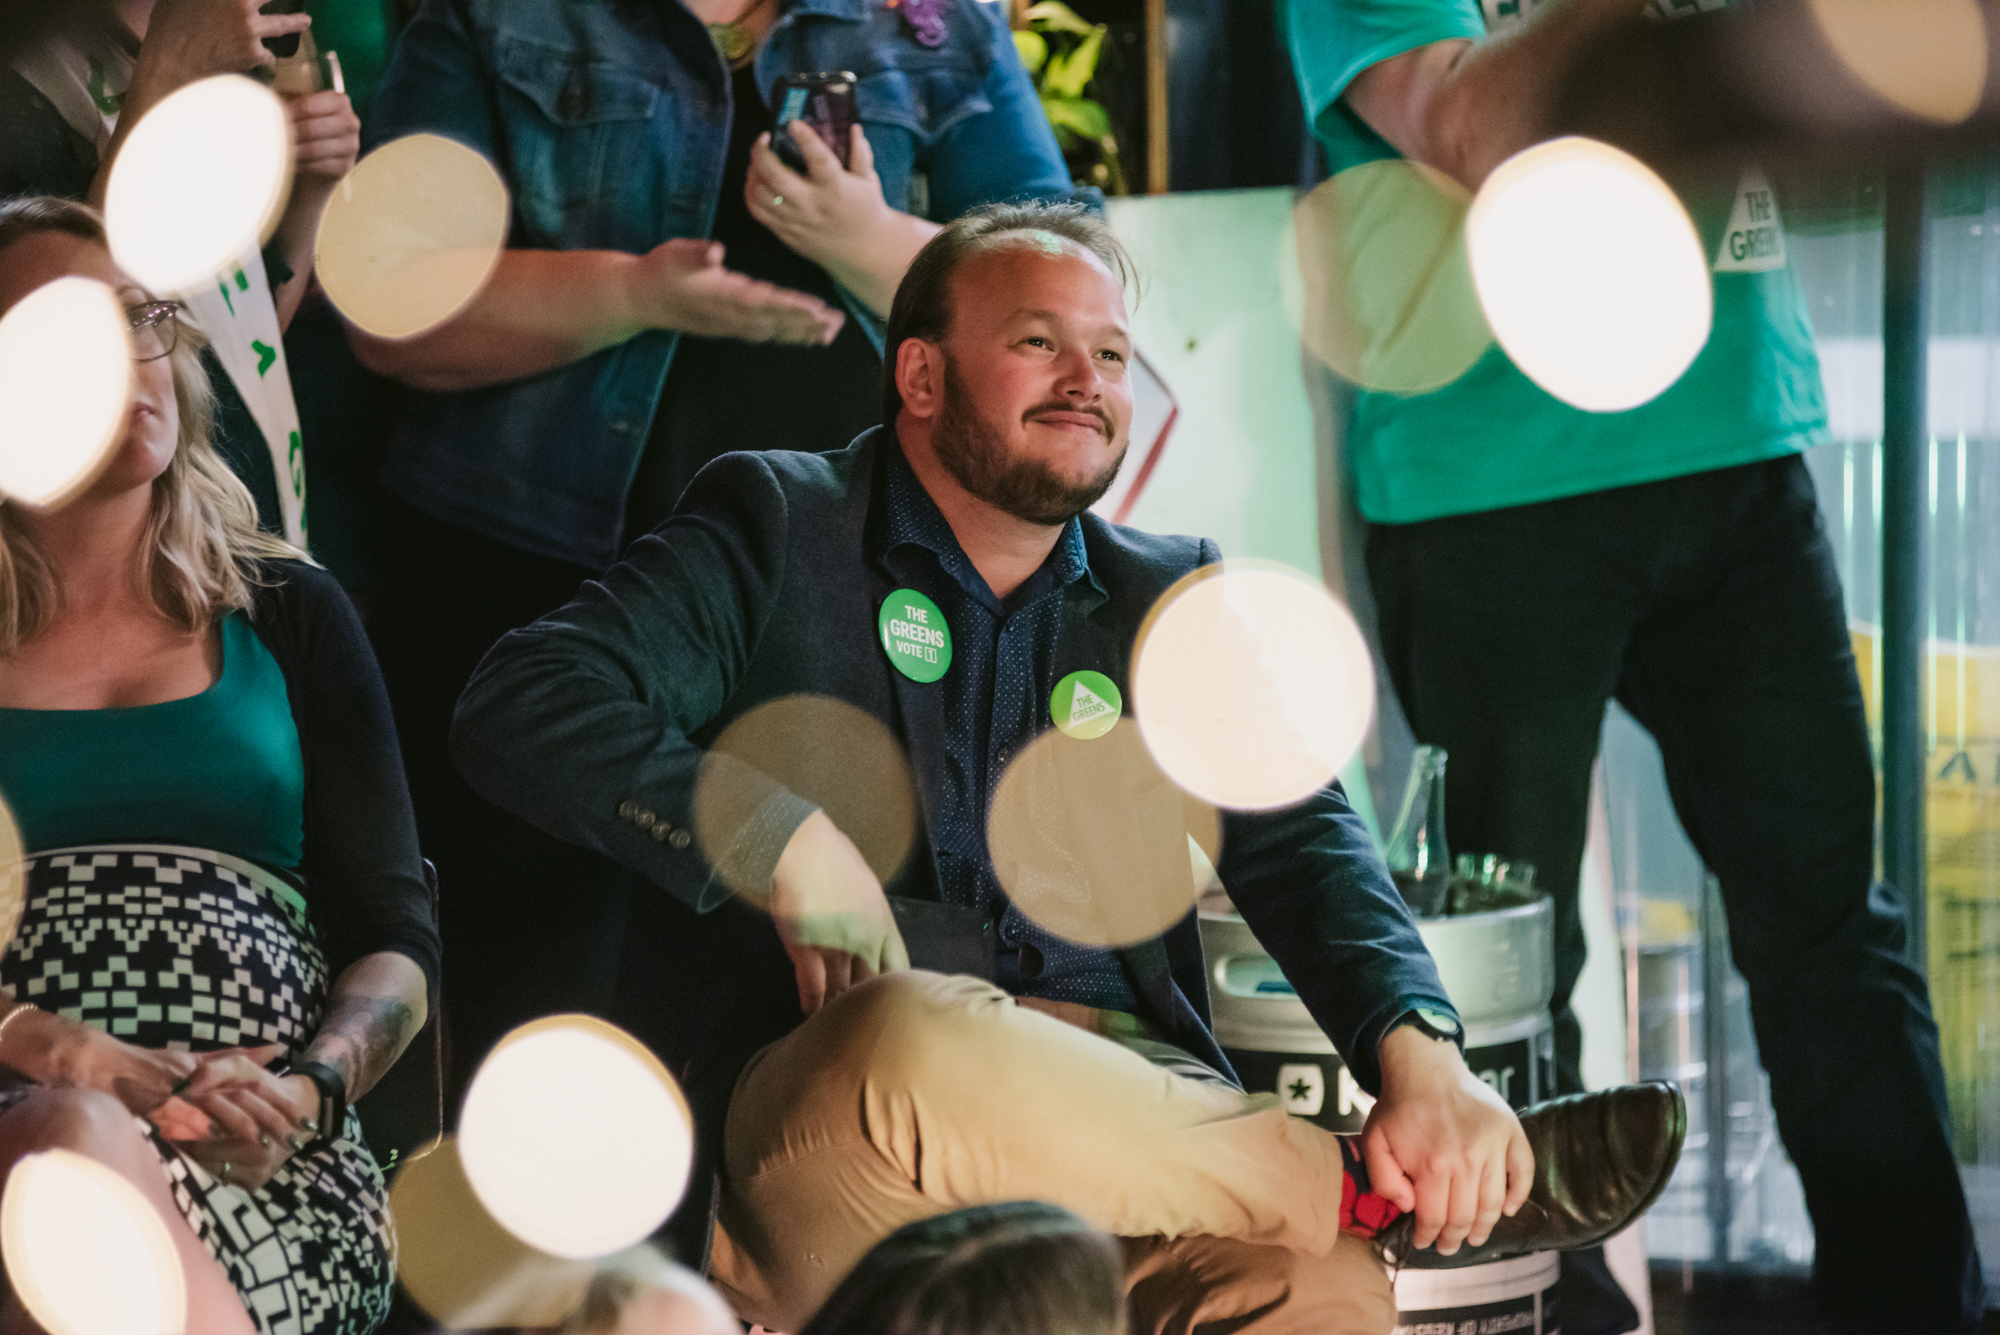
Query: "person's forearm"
1350 0 1649 189
815 211 941 318
0 994 79 1083
347 247 648 393
299 952 428 1104
270 179 335 332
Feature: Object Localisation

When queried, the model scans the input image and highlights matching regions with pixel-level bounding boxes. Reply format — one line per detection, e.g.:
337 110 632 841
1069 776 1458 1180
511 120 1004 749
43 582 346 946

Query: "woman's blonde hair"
0 196 303 653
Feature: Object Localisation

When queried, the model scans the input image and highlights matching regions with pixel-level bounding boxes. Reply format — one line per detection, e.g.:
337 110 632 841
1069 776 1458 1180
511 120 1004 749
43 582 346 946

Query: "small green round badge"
1051 670 1122 739
879 589 952 683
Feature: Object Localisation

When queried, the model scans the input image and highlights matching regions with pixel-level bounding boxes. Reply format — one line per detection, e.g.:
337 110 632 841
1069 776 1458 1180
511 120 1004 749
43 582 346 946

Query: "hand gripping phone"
771 71 858 174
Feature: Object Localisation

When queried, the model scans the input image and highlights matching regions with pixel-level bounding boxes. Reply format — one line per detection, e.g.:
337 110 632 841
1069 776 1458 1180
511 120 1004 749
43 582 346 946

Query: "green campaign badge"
879 589 952 683
1051 670 1122 740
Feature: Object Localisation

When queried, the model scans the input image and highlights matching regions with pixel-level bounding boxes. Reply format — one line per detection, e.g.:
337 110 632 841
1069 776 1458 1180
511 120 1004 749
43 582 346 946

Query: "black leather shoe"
1378 1081 1686 1271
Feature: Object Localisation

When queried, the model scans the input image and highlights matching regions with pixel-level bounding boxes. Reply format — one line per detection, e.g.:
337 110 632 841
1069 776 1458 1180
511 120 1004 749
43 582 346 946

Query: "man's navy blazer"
452 427 1452 1235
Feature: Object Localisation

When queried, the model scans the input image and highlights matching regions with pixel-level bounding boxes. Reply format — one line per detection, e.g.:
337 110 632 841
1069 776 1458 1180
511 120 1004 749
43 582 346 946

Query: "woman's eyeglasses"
125 300 182 362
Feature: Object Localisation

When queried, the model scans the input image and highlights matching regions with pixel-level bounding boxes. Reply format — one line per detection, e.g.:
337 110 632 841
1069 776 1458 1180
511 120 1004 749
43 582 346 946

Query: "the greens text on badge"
879 589 953 683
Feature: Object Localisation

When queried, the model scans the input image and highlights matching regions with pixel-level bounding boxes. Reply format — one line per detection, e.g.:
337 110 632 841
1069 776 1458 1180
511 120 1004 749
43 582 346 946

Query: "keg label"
880 590 952 682
1276 1062 1324 1116
1051 670 1122 739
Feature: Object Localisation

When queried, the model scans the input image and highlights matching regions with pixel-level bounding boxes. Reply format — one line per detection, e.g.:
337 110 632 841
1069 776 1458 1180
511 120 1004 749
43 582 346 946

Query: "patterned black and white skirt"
0 845 393 1335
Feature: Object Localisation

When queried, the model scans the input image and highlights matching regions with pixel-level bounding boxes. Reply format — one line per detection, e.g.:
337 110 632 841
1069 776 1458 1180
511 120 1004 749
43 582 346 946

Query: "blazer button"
636 810 656 830
617 800 638 820
668 829 692 850
650 824 671 843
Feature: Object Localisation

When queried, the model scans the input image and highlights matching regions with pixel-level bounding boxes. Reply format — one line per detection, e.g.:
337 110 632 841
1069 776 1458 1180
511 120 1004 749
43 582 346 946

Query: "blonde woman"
0 197 436 1335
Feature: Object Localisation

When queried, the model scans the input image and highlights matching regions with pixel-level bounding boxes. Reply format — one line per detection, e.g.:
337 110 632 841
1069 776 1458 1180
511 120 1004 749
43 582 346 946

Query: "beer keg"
1199 896 1561 1333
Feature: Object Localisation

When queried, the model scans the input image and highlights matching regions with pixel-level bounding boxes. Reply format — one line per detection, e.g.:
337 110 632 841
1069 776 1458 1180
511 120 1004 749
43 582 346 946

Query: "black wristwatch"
1386 1005 1465 1050
280 1052 347 1150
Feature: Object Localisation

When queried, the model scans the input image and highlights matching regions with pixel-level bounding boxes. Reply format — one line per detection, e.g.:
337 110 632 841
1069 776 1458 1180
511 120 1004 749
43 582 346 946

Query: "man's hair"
799 1202 1127 1335
880 201 1135 422
0 194 302 652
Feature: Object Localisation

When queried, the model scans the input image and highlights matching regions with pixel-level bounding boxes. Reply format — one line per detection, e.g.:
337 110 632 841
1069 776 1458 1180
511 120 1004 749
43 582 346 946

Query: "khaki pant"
708 972 1395 1335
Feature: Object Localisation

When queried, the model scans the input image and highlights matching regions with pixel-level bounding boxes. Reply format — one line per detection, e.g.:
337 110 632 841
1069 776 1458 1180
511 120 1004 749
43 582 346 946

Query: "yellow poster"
1852 625 2000 1160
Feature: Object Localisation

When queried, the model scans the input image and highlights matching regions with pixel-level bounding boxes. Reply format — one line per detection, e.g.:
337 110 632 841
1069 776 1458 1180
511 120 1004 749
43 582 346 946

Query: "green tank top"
0 610 306 873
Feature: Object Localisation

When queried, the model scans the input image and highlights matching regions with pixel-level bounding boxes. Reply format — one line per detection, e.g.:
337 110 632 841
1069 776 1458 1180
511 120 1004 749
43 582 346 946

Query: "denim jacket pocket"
494 33 661 246
853 65 991 147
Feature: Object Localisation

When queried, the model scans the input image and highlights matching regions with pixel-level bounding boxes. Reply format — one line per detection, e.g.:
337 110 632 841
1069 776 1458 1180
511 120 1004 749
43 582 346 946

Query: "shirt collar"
883 439 1101 614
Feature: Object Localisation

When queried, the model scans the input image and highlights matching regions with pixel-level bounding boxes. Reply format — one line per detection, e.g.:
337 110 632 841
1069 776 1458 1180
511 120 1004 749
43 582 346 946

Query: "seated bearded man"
449 202 1683 1335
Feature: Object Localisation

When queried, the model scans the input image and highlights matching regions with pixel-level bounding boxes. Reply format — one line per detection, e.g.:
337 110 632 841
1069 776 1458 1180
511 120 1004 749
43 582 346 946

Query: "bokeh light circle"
1466 137 1712 413
315 134 510 339
1294 158 1492 394
1132 562 1375 811
1 1148 186 1335
1809 0 1985 126
0 276 134 509
459 1015 693 1260
388 1137 597 1328
105 75 291 295
988 720 1221 947
694 694 918 898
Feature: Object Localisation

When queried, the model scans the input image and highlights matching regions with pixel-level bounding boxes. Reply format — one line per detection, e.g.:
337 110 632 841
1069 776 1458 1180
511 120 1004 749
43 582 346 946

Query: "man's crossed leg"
712 971 1401 1334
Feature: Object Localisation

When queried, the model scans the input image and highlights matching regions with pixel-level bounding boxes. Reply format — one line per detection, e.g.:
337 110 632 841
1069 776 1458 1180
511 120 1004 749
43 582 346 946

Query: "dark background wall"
1071 0 1326 195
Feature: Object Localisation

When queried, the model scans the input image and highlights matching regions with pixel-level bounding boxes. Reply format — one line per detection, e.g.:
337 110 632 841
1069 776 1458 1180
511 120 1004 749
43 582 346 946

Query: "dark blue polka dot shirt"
883 449 1140 1011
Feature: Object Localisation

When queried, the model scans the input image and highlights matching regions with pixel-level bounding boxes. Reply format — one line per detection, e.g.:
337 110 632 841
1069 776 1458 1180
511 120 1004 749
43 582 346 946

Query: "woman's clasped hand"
49 1025 321 1192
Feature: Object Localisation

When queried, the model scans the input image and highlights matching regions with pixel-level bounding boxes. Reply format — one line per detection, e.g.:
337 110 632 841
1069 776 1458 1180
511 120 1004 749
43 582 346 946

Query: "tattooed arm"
295 951 430 1105
153 953 428 1191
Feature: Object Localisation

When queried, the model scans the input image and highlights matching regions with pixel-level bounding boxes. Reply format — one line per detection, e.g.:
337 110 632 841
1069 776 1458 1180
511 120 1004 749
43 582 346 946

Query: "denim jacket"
368 0 1086 569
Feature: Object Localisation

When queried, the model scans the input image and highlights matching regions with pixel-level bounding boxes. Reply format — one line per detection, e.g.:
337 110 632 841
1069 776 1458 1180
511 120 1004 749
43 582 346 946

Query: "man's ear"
895 337 944 420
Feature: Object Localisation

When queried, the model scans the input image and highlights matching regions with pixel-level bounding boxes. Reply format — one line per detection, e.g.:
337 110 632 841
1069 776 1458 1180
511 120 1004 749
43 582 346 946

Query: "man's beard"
932 357 1127 526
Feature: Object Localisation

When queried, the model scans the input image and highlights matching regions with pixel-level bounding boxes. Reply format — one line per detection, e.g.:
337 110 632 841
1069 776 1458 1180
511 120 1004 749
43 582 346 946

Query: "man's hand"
1362 1023 1533 1255
767 811 910 1016
626 238 844 346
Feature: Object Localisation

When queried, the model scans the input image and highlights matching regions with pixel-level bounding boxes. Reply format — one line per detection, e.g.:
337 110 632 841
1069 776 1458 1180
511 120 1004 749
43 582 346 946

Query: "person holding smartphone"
356 0 1086 1107
0 0 362 544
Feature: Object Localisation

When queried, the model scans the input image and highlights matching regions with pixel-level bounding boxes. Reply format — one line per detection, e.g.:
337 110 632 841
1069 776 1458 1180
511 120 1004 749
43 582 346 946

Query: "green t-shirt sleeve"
1280 0 1490 168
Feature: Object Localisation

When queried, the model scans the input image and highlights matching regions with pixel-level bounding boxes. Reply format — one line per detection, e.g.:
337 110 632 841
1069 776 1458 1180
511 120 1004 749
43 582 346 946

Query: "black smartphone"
771 71 858 174
261 0 307 60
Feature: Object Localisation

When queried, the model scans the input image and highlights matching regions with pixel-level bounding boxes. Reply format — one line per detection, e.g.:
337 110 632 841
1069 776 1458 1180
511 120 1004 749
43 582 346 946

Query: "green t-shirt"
1281 0 1829 523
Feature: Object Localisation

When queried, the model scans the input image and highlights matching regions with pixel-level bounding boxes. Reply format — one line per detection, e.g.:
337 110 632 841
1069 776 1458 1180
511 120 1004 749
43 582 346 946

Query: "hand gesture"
47 1025 199 1116
288 90 360 185
160 1043 321 1193
767 811 911 1016
1361 1026 1533 1255
628 238 844 345
746 123 889 271
132 0 313 96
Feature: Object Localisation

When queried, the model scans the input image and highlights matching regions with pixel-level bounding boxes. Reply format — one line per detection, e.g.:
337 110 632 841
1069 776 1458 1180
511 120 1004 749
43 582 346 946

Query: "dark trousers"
1368 455 1985 1333
369 499 641 1105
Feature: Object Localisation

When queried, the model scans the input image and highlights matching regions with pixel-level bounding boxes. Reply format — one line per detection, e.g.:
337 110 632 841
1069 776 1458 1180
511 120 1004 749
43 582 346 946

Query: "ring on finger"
219 1161 233 1183
259 1134 272 1148
286 1133 308 1152
772 194 784 207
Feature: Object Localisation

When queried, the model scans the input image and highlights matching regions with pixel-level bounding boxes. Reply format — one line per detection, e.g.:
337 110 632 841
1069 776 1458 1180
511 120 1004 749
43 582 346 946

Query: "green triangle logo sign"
1052 670 1122 740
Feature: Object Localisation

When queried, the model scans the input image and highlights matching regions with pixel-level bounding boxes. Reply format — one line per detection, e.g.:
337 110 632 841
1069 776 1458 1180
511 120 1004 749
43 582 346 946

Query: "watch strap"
284 1053 347 1149
1387 1005 1465 1050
